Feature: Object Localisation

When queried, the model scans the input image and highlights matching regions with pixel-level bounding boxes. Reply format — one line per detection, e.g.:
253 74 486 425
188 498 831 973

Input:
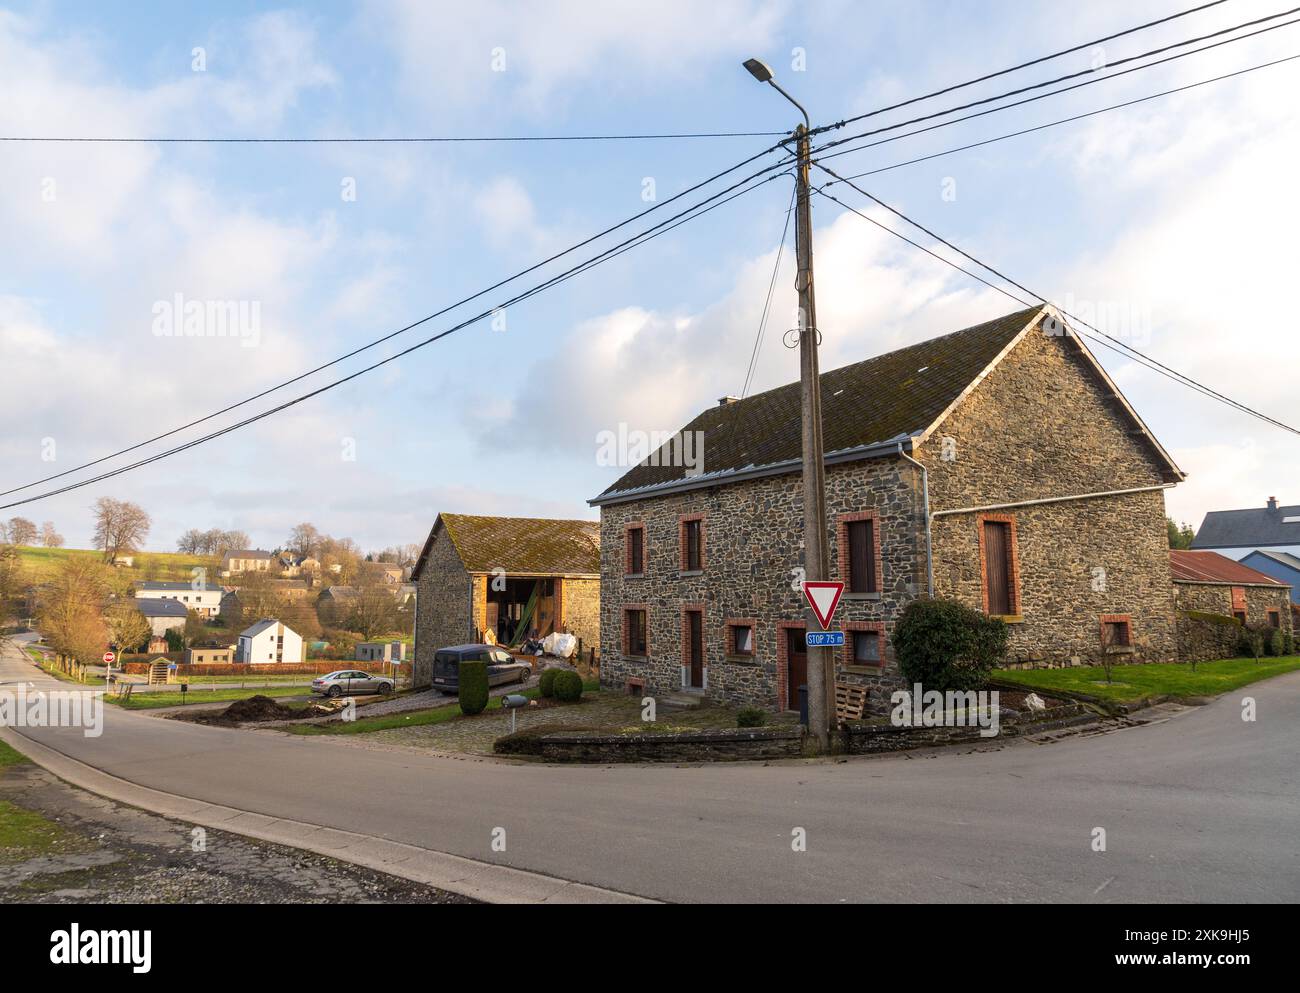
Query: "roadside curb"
0 726 656 905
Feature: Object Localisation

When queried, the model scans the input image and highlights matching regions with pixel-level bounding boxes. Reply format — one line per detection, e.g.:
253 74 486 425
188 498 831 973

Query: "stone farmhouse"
410 514 601 688
590 306 1186 712
1171 549 1293 661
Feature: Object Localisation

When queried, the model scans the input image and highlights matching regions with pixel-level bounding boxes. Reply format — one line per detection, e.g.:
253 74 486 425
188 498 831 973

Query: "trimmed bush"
1266 627 1285 657
1238 626 1265 661
458 660 489 715
552 670 584 702
1284 632 1296 656
538 668 560 698
736 707 767 728
894 597 1008 692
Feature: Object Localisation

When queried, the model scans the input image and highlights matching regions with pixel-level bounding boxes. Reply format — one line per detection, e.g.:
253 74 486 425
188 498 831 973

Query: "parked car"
311 670 394 698
431 644 531 693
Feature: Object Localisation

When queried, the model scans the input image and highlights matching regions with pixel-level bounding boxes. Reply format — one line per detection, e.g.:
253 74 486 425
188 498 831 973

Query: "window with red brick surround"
679 513 705 572
1267 608 1281 629
623 604 649 657
841 620 885 668
1099 613 1132 649
623 522 645 576
725 617 758 657
836 511 882 594
978 513 1022 616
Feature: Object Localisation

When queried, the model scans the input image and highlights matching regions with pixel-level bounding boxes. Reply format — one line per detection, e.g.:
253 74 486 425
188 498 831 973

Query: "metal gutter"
930 483 1176 518
588 435 916 507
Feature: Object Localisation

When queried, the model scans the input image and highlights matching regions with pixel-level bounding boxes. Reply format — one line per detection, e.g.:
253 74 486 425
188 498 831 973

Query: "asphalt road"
3 637 1296 902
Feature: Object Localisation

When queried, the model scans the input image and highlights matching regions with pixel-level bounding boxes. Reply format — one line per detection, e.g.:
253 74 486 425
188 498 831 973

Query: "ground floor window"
852 630 880 664
1267 609 1281 628
625 608 647 656
726 620 756 657
1100 614 1132 649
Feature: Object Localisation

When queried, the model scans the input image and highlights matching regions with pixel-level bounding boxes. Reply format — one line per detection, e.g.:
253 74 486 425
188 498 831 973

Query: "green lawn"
107 686 310 710
12 544 218 583
287 680 599 736
995 656 1300 703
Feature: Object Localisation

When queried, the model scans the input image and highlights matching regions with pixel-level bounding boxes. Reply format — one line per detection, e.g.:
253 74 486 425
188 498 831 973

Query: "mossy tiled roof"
436 514 600 576
596 307 1042 500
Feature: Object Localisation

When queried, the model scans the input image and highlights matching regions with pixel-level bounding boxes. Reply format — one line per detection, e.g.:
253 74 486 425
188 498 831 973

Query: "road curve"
3 638 1296 903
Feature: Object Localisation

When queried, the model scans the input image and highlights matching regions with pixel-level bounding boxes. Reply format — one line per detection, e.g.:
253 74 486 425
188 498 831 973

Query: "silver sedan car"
311 669 394 698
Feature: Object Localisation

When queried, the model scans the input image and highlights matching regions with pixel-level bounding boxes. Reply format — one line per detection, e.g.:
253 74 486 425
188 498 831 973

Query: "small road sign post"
102 650 116 686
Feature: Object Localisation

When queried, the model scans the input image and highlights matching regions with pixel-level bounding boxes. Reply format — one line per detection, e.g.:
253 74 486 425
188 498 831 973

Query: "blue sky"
1 0 1297 553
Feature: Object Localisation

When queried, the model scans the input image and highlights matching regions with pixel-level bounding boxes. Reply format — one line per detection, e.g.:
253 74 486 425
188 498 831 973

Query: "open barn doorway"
485 577 558 647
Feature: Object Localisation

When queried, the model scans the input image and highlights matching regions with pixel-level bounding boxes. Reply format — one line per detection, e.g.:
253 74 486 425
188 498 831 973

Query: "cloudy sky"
1 0 1296 553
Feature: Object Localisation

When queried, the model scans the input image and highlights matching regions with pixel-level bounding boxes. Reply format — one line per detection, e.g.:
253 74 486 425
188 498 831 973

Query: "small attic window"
832 389 845 397
916 366 929 373
1284 516 1300 524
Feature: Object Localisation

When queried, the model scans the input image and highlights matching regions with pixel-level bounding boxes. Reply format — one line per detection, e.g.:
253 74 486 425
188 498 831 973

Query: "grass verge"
107 686 310 710
994 656 1300 704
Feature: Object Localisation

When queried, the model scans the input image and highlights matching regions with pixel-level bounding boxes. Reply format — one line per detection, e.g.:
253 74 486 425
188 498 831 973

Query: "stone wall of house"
598 456 923 711
560 577 601 655
412 531 473 688
918 321 1179 666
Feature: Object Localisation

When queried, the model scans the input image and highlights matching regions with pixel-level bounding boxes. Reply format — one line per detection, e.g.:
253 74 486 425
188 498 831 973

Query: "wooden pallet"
835 681 868 724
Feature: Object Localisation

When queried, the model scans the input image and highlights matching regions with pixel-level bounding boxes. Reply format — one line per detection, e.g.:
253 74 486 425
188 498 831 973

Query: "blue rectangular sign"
805 631 844 647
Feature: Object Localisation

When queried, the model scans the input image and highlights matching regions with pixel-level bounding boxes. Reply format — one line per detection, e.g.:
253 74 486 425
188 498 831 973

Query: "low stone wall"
1175 610 1244 664
841 702 1088 754
521 726 805 763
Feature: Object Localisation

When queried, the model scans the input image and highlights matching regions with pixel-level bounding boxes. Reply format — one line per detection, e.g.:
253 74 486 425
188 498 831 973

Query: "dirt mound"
175 694 335 727
223 695 302 722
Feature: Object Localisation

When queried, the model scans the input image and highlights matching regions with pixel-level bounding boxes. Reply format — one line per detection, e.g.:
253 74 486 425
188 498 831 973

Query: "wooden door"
786 628 808 711
687 610 704 688
984 521 1012 615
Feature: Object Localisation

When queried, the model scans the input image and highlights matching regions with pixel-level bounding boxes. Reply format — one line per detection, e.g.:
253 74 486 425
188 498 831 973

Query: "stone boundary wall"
841 702 1089 754
524 727 805 763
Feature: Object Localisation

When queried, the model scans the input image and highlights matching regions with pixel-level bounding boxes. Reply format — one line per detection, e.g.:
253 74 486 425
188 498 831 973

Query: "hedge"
458 660 490 715
894 597 1008 691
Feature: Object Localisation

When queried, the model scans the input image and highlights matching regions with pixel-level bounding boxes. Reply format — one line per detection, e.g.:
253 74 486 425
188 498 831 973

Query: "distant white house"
237 619 304 665
135 581 224 618
356 641 408 664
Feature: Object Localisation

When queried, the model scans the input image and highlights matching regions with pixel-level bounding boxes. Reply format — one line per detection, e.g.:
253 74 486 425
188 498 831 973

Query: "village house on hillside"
134 598 189 638
134 580 224 618
590 306 1186 712
410 514 600 688
220 549 275 576
1190 497 1300 560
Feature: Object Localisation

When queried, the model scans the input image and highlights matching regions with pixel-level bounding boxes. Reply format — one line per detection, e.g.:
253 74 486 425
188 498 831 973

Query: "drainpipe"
896 443 934 598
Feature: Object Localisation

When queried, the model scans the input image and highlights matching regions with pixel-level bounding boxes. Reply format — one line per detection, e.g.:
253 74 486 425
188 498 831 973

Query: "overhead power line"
742 182 797 399
808 8 1300 162
811 164 1300 438
0 139 793 501
817 50 1300 184
0 159 796 509
0 129 786 144
810 0 1231 134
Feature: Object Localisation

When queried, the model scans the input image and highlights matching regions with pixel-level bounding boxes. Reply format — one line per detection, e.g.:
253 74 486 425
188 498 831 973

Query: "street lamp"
742 58 833 750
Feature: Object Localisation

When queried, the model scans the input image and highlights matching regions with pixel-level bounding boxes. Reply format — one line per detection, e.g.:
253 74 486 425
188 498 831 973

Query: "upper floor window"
626 526 644 575
680 516 704 572
847 520 877 594
981 516 1018 616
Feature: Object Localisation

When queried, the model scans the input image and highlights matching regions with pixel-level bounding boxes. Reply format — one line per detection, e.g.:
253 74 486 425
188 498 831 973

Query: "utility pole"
744 60 834 750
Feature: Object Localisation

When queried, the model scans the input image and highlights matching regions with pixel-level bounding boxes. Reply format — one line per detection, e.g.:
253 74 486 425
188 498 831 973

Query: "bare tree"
286 523 322 558
104 600 151 654
36 556 109 672
177 528 205 554
40 521 64 548
92 497 151 564
347 571 400 640
0 543 26 626
6 517 37 546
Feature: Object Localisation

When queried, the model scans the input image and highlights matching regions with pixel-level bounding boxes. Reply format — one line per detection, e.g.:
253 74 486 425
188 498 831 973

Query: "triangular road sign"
802 581 844 629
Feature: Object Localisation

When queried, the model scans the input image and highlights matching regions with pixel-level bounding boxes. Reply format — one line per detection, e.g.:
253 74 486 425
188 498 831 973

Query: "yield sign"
802 581 844 629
